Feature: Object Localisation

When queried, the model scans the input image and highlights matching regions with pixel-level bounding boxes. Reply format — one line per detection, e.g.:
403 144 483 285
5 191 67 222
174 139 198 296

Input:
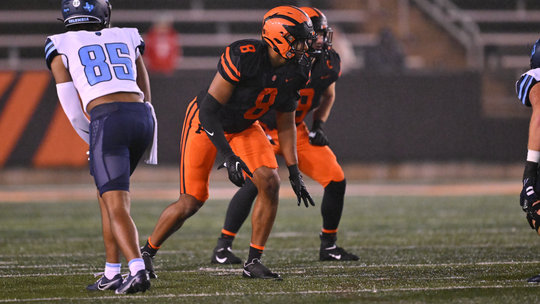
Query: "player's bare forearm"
276 111 298 166
529 84 540 151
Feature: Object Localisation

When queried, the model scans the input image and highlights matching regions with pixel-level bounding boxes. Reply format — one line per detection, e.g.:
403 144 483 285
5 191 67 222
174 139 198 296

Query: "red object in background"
143 22 181 75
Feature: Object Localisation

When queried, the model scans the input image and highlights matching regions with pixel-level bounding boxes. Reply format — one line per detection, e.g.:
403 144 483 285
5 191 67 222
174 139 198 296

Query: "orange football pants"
264 121 344 188
180 99 278 202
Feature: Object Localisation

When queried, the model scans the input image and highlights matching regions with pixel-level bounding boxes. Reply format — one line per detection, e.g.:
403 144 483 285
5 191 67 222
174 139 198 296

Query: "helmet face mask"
61 0 112 29
262 5 316 65
299 7 333 56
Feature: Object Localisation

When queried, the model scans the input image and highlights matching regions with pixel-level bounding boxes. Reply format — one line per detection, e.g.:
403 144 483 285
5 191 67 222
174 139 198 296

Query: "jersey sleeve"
44 37 59 70
326 49 341 83
217 44 243 84
516 69 540 107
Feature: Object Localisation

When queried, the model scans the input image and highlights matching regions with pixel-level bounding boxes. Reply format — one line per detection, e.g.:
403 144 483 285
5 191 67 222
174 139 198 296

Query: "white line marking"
0 284 536 302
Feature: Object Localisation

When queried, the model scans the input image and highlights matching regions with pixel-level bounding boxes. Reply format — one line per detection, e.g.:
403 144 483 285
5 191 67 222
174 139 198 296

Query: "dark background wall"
149 70 529 165
0 70 528 168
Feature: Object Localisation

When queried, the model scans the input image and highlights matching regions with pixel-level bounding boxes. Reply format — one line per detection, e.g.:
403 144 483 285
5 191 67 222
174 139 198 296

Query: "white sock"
104 262 121 280
128 258 145 276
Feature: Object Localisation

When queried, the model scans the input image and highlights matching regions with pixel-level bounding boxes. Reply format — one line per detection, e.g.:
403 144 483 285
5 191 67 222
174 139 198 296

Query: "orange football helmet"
300 7 333 55
262 5 315 64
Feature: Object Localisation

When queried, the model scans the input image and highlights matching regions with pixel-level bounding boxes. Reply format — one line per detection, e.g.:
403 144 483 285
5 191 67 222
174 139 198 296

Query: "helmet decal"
261 5 315 64
83 2 95 12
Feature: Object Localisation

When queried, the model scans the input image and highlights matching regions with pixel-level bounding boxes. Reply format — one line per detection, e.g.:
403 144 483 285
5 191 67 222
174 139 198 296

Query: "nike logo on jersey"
216 256 228 263
286 78 295 82
328 253 341 260
80 129 89 134
321 75 331 79
205 129 214 137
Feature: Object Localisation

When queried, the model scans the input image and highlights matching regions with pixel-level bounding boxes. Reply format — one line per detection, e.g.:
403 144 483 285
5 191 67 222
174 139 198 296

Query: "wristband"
288 164 300 176
528 149 540 163
312 119 325 131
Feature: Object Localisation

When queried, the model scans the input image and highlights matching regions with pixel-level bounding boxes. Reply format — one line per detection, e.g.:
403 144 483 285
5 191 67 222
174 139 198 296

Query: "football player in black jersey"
209 7 359 265
141 6 315 280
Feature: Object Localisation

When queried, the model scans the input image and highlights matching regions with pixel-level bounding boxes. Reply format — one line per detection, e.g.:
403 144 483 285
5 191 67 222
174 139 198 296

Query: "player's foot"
211 246 242 264
141 250 158 279
528 273 540 283
242 258 282 280
86 273 123 291
320 244 360 261
115 270 151 294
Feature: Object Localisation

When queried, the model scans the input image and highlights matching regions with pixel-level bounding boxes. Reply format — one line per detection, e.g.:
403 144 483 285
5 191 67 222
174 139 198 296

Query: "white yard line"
0 181 522 203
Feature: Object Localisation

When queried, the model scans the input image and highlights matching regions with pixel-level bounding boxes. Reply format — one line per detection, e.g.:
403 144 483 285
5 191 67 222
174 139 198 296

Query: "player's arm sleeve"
56 82 90 144
198 92 234 158
44 38 59 70
517 73 539 107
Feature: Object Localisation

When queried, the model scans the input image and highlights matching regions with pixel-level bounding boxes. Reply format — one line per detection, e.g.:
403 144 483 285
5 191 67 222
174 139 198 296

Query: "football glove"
521 177 538 212
521 161 540 212
308 119 329 146
218 154 253 187
288 164 315 208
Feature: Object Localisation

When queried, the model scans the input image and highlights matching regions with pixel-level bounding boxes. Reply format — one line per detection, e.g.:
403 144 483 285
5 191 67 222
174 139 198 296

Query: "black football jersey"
197 39 311 133
260 48 341 129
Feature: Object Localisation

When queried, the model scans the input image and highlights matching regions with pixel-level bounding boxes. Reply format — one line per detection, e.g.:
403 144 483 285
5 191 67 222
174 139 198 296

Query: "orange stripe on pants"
0 71 50 168
33 104 88 168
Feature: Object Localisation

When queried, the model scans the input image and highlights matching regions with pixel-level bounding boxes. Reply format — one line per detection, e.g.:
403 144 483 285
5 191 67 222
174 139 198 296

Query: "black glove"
308 119 329 146
521 161 540 212
288 164 315 207
218 153 253 187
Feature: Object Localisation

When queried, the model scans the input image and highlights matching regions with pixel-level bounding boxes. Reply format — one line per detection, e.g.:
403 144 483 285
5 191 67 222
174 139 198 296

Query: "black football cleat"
242 259 282 280
528 274 540 283
211 246 242 264
86 273 123 291
141 250 158 279
115 269 151 294
320 244 360 261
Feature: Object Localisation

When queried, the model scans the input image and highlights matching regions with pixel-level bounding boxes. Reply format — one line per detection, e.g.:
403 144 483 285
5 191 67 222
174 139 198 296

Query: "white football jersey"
45 27 145 112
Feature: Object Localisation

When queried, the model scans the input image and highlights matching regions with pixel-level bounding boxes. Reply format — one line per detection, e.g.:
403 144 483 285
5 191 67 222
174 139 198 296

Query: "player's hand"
288 164 315 207
308 119 329 146
218 154 253 187
521 177 539 213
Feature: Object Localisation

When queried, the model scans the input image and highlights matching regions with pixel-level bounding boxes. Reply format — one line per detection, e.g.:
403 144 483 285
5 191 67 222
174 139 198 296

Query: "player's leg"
141 99 215 276
89 102 154 294
211 178 258 264
296 123 359 261
86 191 123 291
230 122 282 280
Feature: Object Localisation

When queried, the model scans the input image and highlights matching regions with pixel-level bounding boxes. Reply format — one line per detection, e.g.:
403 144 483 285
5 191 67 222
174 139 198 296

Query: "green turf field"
1 191 540 303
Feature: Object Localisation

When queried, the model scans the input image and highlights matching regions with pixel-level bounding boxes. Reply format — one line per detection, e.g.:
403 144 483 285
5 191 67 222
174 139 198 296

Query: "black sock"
216 233 235 249
141 239 159 256
320 232 337 248
247 246 263 263
223 178 258 233
321 179 346 231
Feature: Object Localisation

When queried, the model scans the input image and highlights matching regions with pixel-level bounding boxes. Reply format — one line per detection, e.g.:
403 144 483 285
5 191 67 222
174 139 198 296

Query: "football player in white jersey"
516 39 540 283
45 0 156 294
